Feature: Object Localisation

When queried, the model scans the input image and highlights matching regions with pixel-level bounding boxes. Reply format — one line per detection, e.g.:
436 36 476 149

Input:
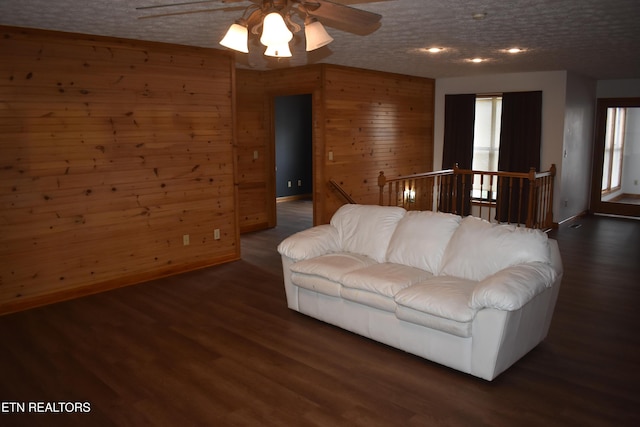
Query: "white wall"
560 72 597 220
597 79 640 98
433 73 640 223
434 71 571 222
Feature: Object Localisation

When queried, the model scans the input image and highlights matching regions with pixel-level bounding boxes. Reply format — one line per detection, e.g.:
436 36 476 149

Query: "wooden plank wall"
236 69 272 233
236 66 323 232
236 64 434 228
322 66 434 222
0 27 239 314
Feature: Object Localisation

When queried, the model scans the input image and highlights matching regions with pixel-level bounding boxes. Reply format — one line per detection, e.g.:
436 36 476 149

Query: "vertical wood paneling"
236 64 434 228
236 69 271 232
0 27 239 314
236 67 323 232
322 66 434 222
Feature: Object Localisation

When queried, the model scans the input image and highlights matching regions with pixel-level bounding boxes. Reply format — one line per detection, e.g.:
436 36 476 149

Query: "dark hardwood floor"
1 200 639 426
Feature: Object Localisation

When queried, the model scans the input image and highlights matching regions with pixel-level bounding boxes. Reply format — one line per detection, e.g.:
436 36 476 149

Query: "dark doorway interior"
274 94 313 199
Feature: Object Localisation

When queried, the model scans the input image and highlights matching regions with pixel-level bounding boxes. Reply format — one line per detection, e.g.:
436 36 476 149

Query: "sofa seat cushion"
340 288 396 312
386 211 461 274
291 273 343 297
395 306 473 338
341 263 434 298
394 277 478 337
440 216 551 282
339 263 434 313
290 253 377 297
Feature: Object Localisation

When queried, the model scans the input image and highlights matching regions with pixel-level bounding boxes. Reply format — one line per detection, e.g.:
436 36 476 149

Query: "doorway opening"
591 98 640 217
274 94 313 227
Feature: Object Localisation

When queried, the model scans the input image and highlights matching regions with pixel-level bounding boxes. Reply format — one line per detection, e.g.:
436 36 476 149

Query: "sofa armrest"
277 224 340 262
470 262 557 311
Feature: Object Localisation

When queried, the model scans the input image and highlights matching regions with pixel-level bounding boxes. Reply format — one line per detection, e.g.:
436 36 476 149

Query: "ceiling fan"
136 0 385 58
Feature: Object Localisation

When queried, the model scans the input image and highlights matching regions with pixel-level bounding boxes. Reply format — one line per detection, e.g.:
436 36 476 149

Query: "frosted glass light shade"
220 23 249 53
260 12 293 46
305 20 333 51
264 42 292 58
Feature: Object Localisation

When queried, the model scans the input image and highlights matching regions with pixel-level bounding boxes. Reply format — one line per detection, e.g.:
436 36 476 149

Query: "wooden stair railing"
378 164 556 229
329 179 357 204
377 169 454 211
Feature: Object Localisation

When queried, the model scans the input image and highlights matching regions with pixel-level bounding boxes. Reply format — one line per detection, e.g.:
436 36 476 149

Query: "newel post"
546 164 557 228
526 167 537 228
378 171 386 206
451 163 460 214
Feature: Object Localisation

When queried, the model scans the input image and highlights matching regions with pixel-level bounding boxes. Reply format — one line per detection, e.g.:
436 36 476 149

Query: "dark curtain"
441 94 475 216
497 91 542 223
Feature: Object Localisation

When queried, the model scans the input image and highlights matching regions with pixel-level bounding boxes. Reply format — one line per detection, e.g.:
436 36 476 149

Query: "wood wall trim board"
239 222 271 234
276 194 312 203
1 25 235 60
0 254 240 316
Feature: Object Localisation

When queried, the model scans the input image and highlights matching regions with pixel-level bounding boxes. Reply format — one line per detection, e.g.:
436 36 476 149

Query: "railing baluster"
506 177 512 224
481 172 486 221
517 177 522 226
376 164 555 229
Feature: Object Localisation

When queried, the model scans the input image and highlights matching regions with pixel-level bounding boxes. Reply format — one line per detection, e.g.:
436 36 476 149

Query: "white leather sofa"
277 204 563 380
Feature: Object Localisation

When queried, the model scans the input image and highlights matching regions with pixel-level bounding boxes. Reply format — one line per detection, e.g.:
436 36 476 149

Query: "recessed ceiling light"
410 47 448 55
472 12 487 20
470 58 484 63
506 48 524 53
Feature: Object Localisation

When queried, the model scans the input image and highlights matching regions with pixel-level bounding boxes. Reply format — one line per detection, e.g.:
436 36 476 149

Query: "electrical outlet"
214 229 221 240
298 180 302 186
288 181 292 188
183 234 190 246
253 150 259 160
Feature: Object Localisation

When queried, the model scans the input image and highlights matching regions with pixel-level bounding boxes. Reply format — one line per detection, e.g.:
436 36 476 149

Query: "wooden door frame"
268 90 316 227
590 97 640 217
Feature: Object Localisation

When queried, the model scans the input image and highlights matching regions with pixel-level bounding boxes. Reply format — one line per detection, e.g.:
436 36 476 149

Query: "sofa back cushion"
386 211 461 274
439 216 551 281
330 204 406 262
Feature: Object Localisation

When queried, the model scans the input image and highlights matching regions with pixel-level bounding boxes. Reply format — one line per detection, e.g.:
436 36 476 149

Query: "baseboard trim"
557 210 589 227
277 194 312 203
0 254 239 315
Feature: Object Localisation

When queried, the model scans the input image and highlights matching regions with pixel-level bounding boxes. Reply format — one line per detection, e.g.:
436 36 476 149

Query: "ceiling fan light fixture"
260 12 293 47
220 22 249 53
264 41 292 58
217 0 380 59
304 17 333 51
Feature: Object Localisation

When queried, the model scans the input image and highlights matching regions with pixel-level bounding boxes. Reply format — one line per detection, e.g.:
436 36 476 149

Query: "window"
601 107 626 194
471 95 502 200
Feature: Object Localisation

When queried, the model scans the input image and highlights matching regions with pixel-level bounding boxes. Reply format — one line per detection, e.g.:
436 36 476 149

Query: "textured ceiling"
1 0 639 80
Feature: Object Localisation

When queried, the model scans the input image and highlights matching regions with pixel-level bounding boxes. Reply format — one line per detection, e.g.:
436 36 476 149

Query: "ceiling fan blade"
302 0 382 30
137 5 246 19
136 0 251 11
245 8 264 28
